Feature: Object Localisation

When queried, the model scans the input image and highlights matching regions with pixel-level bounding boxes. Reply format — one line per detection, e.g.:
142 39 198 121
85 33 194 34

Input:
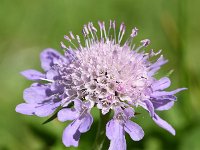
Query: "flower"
16 20 186 150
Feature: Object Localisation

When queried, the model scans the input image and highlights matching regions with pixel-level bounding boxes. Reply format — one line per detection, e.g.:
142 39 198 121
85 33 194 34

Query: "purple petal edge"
153 113 175 135
21 69 44 81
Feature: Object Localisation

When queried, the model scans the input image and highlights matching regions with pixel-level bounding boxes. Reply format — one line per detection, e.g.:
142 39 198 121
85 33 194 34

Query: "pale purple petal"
62 119 81 147
50 82 64 94
144 100 154 117
149 55 168 69
154 95 177 101
154 100 174 111
79 113 93 133
151 77 171 91
73 99 83 112
123 107 134 119
147 56 168 76
151 88 187 97
151 95 176 110
148 67 161 76
106 119 116 140
108 137 126 150
15 103 35 115
34 103 59 117
107 120 126 150
23 85 49 103
124 120 144 141
58 108 79 122
153 114 175 135
21 69 45 81
113 107 123 116
46 69 59 80
40 48 64 71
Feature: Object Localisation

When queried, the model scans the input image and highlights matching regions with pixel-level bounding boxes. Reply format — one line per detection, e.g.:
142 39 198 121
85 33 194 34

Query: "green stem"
92 111 111 150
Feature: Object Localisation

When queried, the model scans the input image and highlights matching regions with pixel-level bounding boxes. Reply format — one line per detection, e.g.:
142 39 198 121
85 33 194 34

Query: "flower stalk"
93 111 111 150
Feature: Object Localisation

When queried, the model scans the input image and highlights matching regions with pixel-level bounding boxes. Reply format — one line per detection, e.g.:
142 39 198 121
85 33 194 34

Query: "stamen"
102 21 107 40
124 27 138 47
135 39 150 52
113 20 117 44
84 24 92 47
76 35 83 50
64 35 71 42
90 22 98 42
149 49 162 56
141 39 150 47
82 29 87 37
64 35 78 50
69 31 75 39
98 21 103 40
85 39 89 49
131 27 138 37
83 24 89 35
90 22 97 32
88 22 95 43
118 22 125 44
60 41 67 49
119 23 126 43
107 20 112 38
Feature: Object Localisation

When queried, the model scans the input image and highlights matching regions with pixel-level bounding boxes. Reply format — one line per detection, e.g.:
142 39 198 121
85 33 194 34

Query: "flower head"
16 21 186 150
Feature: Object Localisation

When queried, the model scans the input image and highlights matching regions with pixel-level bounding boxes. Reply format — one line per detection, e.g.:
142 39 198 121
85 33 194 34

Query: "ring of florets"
58 21 153 114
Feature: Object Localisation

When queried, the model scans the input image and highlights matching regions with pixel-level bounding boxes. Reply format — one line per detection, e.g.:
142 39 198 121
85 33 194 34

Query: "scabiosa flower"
16 20 186 150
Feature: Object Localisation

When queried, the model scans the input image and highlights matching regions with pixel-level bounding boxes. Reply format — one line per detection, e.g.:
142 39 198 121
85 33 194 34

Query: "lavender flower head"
16 21 186 150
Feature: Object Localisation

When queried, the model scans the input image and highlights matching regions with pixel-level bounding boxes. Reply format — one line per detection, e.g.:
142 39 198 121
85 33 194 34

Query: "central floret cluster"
61 41 152 115
16 21 186 150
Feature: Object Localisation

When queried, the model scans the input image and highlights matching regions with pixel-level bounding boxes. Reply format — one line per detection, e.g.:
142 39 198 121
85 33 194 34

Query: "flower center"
59 41 150 114
58 21 153 114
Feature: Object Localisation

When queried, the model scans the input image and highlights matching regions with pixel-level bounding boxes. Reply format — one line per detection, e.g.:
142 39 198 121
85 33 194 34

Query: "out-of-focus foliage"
0 0 199 150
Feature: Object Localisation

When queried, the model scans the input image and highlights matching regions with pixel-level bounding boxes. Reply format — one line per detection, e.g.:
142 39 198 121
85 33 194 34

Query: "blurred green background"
0 0 199 150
